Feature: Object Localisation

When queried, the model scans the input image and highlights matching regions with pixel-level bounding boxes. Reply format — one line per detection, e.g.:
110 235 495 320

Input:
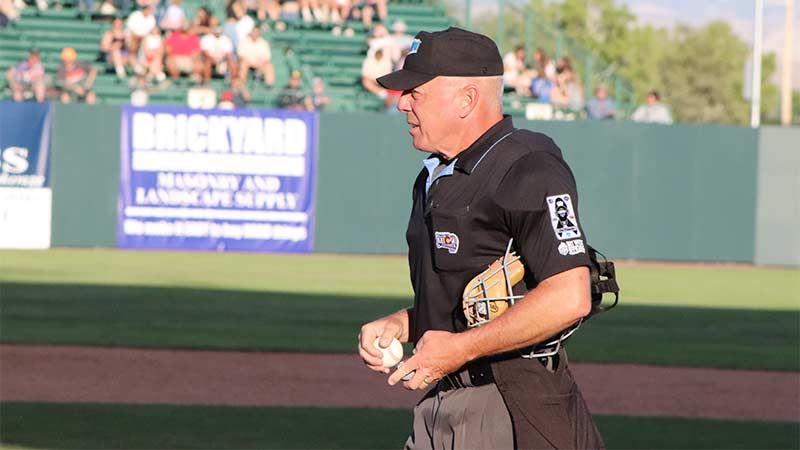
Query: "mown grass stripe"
1 402 797 449
2 283 798 371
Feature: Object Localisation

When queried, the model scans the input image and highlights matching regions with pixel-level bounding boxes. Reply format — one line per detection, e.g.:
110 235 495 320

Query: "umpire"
358 27 604 449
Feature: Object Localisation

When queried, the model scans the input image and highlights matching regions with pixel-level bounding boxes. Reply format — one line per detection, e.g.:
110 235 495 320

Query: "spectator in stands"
230 1 255 46
101 17 130 79
240 0 270 22
330 0 349 25
631 90 673 124
0 0 22 26
530 72 553 103
97 0 117 16
256 0 281 22
315 0 335 22
78 0 93 16
390 20 413 56
300 0 324 23
551 57 583 112
503 45 535 96
279 69 312 111
532 47 556 81
191 6 215 35
200 17 237 83
165 21 202 80
366 23 397 61
349 0 385 29
217 90 236 109
5 48 46 102
57 47 97 104
140 26 166 82
160 0 186 32
129 73 149 105
222 12 237 51
276 0 302 27
237 27 274 88
361 47 392 100
229 76 251 107
310 76 331 111
126 4 157 53
586 85 616 119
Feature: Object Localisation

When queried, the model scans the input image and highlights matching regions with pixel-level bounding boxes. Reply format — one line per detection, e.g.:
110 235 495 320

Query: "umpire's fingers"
388 357 417 386
359 327 384 359
403 369 433 391
358 330 385 369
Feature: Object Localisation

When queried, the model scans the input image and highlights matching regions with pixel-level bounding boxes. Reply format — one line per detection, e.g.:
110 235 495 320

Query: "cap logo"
408 39 421 55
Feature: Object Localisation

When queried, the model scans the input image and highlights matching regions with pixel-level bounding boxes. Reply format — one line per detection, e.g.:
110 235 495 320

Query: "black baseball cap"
377 27 503 91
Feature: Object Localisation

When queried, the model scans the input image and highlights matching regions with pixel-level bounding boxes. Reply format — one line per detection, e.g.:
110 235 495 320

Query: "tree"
467 1 780 125
759 53 781 124
616 25 670 104
659 21 750 124
793 90 800 125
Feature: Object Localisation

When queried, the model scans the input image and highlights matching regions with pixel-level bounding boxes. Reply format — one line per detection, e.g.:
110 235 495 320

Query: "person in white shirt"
126 4 156 53
140 26 166 81
503 46 535 95
160 0 186 32
200 16 236 83
631 90 673 124
237 27 274 88
390 20 413 55
361 47 393 99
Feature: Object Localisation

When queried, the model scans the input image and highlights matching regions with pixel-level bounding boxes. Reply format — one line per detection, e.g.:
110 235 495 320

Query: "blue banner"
0 100 52 188
118 105 318 252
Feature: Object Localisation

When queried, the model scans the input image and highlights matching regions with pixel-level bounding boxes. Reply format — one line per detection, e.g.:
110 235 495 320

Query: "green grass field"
1 249 799 450
1 249 798 370
1 403 798 449
1 249 799 309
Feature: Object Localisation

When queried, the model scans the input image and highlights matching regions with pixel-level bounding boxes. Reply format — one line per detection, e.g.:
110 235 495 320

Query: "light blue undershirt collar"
423 157 457 195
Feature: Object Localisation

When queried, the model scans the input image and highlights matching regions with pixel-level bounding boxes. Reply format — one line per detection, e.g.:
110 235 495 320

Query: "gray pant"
405 381 514 450
404 351 604 450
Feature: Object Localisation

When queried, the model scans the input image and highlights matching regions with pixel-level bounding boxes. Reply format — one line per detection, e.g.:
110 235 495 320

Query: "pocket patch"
434 231 460 254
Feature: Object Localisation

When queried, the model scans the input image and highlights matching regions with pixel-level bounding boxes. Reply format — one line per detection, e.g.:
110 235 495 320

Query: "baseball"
374 337 404 368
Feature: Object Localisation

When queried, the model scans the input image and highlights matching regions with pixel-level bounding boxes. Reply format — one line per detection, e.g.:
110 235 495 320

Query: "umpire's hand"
388 330 469 391
358 311 408 374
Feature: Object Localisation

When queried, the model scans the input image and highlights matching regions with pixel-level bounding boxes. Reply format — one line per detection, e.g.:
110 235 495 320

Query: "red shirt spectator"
166 29 200 57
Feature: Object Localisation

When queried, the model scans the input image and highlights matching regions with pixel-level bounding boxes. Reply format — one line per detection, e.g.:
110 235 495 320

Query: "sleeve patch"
546 194 581 240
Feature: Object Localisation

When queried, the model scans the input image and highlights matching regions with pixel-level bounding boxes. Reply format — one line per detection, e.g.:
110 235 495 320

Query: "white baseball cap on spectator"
392 20 407 33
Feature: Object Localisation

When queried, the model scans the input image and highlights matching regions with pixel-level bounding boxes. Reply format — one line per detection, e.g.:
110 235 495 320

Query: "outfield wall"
40 104 797 264
754 127 800 266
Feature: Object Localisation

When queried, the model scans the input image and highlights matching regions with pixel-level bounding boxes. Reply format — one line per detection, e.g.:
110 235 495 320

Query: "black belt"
438 362 495 392
437 352 560 392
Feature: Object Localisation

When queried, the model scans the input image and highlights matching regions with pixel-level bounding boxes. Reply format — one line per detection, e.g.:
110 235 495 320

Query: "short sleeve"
493 150 590 283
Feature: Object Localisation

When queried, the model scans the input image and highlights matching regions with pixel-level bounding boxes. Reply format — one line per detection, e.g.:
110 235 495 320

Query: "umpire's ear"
456 82 480 119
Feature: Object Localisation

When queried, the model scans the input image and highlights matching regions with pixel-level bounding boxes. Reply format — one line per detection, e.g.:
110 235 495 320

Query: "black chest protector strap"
587 246 620 317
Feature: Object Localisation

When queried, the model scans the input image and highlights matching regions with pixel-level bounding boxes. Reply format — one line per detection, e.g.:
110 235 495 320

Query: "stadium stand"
0 0 452 110
1 0 634 118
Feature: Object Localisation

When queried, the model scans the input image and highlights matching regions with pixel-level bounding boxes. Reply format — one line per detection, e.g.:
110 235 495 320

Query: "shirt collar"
452 115 515 174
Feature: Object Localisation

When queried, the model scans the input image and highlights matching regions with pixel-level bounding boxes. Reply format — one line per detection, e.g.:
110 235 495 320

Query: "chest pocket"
428 206 480 272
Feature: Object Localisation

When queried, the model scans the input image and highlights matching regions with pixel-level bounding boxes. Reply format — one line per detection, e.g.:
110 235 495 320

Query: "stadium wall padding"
316 114 759 262
42 105 784 263
754 127 800 266
50 103 120 247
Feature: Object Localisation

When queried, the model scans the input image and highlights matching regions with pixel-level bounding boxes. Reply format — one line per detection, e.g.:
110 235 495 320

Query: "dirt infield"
1 344 798 423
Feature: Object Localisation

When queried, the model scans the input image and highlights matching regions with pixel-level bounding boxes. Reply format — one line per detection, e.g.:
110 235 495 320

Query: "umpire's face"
398 76 464 154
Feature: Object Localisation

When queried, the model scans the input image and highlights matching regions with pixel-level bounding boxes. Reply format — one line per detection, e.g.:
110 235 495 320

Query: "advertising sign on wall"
0 101 52 249
118 105 318 252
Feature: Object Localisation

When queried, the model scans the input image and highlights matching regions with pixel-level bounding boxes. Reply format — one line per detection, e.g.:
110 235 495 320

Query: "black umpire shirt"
406 116 591 343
